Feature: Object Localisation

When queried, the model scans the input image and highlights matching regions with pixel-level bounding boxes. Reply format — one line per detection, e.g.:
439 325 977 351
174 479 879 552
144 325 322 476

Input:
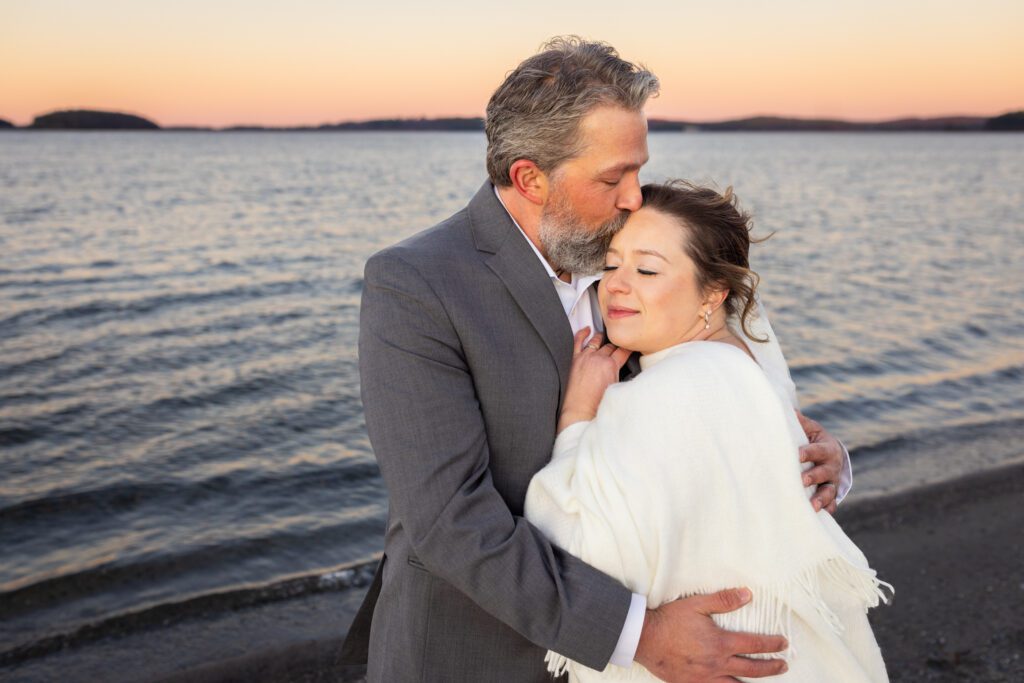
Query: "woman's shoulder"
597 341 788 441
607 341 767 405
646 341 763 382
606 342 774 417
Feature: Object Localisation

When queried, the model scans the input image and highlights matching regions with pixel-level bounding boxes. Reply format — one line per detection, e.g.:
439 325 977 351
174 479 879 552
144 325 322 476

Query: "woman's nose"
604 268 630 293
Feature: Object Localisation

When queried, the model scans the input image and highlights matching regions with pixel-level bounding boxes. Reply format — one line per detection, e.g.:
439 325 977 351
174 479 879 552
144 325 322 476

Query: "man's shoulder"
362 203 498 298
369 206 477 271
367 181 515 273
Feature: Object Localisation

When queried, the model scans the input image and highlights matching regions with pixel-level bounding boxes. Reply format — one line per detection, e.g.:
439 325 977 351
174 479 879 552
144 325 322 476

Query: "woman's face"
598 207 710 355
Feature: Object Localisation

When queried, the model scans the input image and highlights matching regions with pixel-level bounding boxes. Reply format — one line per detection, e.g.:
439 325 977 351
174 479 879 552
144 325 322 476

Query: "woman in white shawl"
525 181 891 683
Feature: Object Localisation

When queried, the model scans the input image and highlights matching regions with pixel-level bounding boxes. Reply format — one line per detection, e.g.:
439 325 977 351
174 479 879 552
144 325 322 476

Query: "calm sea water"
1 131 1022 664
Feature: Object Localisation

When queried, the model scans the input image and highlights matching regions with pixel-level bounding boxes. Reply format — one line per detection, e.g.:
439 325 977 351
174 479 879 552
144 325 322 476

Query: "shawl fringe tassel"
545 556 893 679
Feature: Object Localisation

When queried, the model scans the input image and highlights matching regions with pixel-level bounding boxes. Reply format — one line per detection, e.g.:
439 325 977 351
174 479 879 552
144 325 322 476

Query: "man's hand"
634 589 788 682
796 411 842 514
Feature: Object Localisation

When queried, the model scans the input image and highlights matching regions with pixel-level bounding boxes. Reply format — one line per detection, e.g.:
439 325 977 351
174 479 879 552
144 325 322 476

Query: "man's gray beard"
538 200 629 276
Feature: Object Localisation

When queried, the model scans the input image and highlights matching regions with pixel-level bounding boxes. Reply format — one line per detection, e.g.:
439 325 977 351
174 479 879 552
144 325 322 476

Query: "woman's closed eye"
602 265 657 275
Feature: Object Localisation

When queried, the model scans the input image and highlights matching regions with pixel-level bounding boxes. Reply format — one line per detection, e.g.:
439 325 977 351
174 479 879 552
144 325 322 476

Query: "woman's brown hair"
640 180 770 342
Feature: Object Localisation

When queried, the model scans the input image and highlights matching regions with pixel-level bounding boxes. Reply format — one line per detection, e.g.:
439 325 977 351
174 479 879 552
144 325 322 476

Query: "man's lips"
605 306 638 319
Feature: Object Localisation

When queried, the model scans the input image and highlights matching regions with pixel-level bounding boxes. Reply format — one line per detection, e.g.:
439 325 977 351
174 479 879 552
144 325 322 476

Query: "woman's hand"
557 328 632 434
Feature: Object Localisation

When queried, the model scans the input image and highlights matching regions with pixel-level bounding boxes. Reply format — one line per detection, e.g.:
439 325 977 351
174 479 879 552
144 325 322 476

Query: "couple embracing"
341 37 890 682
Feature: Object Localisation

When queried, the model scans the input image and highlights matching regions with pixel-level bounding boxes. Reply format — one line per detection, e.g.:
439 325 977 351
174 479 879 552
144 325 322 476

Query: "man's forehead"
597 158 649 175
573 108 649 164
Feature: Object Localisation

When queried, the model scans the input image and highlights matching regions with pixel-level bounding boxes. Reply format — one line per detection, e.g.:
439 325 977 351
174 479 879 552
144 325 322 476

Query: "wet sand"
839 460 1024 681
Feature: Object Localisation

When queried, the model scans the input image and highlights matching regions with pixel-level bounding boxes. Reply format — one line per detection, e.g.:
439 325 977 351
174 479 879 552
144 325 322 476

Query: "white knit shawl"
524 341 891 682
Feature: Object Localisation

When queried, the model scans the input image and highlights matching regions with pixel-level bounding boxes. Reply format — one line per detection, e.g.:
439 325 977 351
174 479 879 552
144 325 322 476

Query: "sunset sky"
2 0 1021 127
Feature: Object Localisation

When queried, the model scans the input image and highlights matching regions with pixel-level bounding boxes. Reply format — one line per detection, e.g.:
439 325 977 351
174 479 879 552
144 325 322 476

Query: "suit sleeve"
358 249 631 668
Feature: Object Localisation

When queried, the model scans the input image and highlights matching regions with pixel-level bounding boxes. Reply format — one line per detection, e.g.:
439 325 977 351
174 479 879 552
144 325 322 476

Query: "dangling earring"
704 308 711 330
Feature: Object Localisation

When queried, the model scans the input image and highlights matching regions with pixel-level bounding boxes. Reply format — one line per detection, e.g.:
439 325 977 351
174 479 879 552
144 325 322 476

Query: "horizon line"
4 107 1024 130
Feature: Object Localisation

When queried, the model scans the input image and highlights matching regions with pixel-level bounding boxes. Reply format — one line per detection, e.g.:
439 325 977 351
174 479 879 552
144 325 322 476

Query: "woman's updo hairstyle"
640 180 769 342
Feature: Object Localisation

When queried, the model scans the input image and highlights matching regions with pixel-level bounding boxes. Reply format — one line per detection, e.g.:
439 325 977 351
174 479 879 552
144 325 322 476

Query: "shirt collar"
492 185 603 288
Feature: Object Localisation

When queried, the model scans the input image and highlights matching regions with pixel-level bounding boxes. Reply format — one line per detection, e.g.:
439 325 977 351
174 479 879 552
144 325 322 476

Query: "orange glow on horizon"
2 0 1021 128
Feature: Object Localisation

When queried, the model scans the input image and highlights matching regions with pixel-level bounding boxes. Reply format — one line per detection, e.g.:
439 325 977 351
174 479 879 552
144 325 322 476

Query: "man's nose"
615 176 643 213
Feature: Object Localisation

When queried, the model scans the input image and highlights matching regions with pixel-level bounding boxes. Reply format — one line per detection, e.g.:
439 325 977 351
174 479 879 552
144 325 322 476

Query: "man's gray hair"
485 36 660 187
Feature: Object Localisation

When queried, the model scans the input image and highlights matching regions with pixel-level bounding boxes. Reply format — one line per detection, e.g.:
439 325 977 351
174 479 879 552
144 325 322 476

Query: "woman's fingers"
572 327 592 355
586 337 631 374
574 329 628 361
609 345 632 369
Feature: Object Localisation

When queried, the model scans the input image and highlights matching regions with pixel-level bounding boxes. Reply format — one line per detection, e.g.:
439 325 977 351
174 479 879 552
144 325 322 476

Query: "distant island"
28 110 160 130
0 118 14 129
4 108 1022 132
648 115 1011 132
986 111 1024 131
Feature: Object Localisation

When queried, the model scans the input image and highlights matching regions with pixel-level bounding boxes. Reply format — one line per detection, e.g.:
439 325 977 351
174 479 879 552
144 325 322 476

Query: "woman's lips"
605 306 638 319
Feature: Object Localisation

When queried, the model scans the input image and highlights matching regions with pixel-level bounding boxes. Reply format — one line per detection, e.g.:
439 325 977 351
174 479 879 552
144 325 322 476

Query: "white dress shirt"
494 186 852 668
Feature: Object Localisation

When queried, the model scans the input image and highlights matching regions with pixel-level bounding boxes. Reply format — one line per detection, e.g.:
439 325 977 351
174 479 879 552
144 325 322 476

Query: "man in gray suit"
342 37 850 682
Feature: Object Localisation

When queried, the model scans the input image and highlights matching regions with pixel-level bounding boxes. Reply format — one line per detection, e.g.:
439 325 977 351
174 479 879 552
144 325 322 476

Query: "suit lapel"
468 182 574 398
621 352 642 381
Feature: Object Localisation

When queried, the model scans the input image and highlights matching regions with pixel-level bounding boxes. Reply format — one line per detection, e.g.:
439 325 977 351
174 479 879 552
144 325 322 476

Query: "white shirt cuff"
836 440 853 503
609 592 647 667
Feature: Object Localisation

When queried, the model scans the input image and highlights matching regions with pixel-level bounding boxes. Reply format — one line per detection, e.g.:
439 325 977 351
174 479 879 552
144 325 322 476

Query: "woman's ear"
704 286 729 313
508 159 549 206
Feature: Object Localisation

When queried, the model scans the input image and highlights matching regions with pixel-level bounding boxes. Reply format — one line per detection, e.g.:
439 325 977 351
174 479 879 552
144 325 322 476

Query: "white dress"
524 339 890 683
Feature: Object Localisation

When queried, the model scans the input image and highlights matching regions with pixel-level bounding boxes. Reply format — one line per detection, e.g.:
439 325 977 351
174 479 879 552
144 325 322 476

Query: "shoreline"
4 447 1023 682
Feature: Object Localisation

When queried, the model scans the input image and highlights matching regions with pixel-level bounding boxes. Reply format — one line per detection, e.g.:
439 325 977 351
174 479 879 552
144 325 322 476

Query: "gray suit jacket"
342 182 632 681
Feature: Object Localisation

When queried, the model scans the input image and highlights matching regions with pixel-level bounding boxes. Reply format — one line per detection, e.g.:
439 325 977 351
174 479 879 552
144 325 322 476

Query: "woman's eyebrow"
634 248 669 262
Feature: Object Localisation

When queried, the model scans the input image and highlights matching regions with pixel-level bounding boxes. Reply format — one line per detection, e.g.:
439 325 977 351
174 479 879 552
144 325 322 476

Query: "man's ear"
508 159 548 206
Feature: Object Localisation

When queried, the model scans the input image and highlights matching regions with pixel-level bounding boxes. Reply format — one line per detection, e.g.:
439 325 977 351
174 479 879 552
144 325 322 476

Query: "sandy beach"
839 461 1024 681
5 458 1022 683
